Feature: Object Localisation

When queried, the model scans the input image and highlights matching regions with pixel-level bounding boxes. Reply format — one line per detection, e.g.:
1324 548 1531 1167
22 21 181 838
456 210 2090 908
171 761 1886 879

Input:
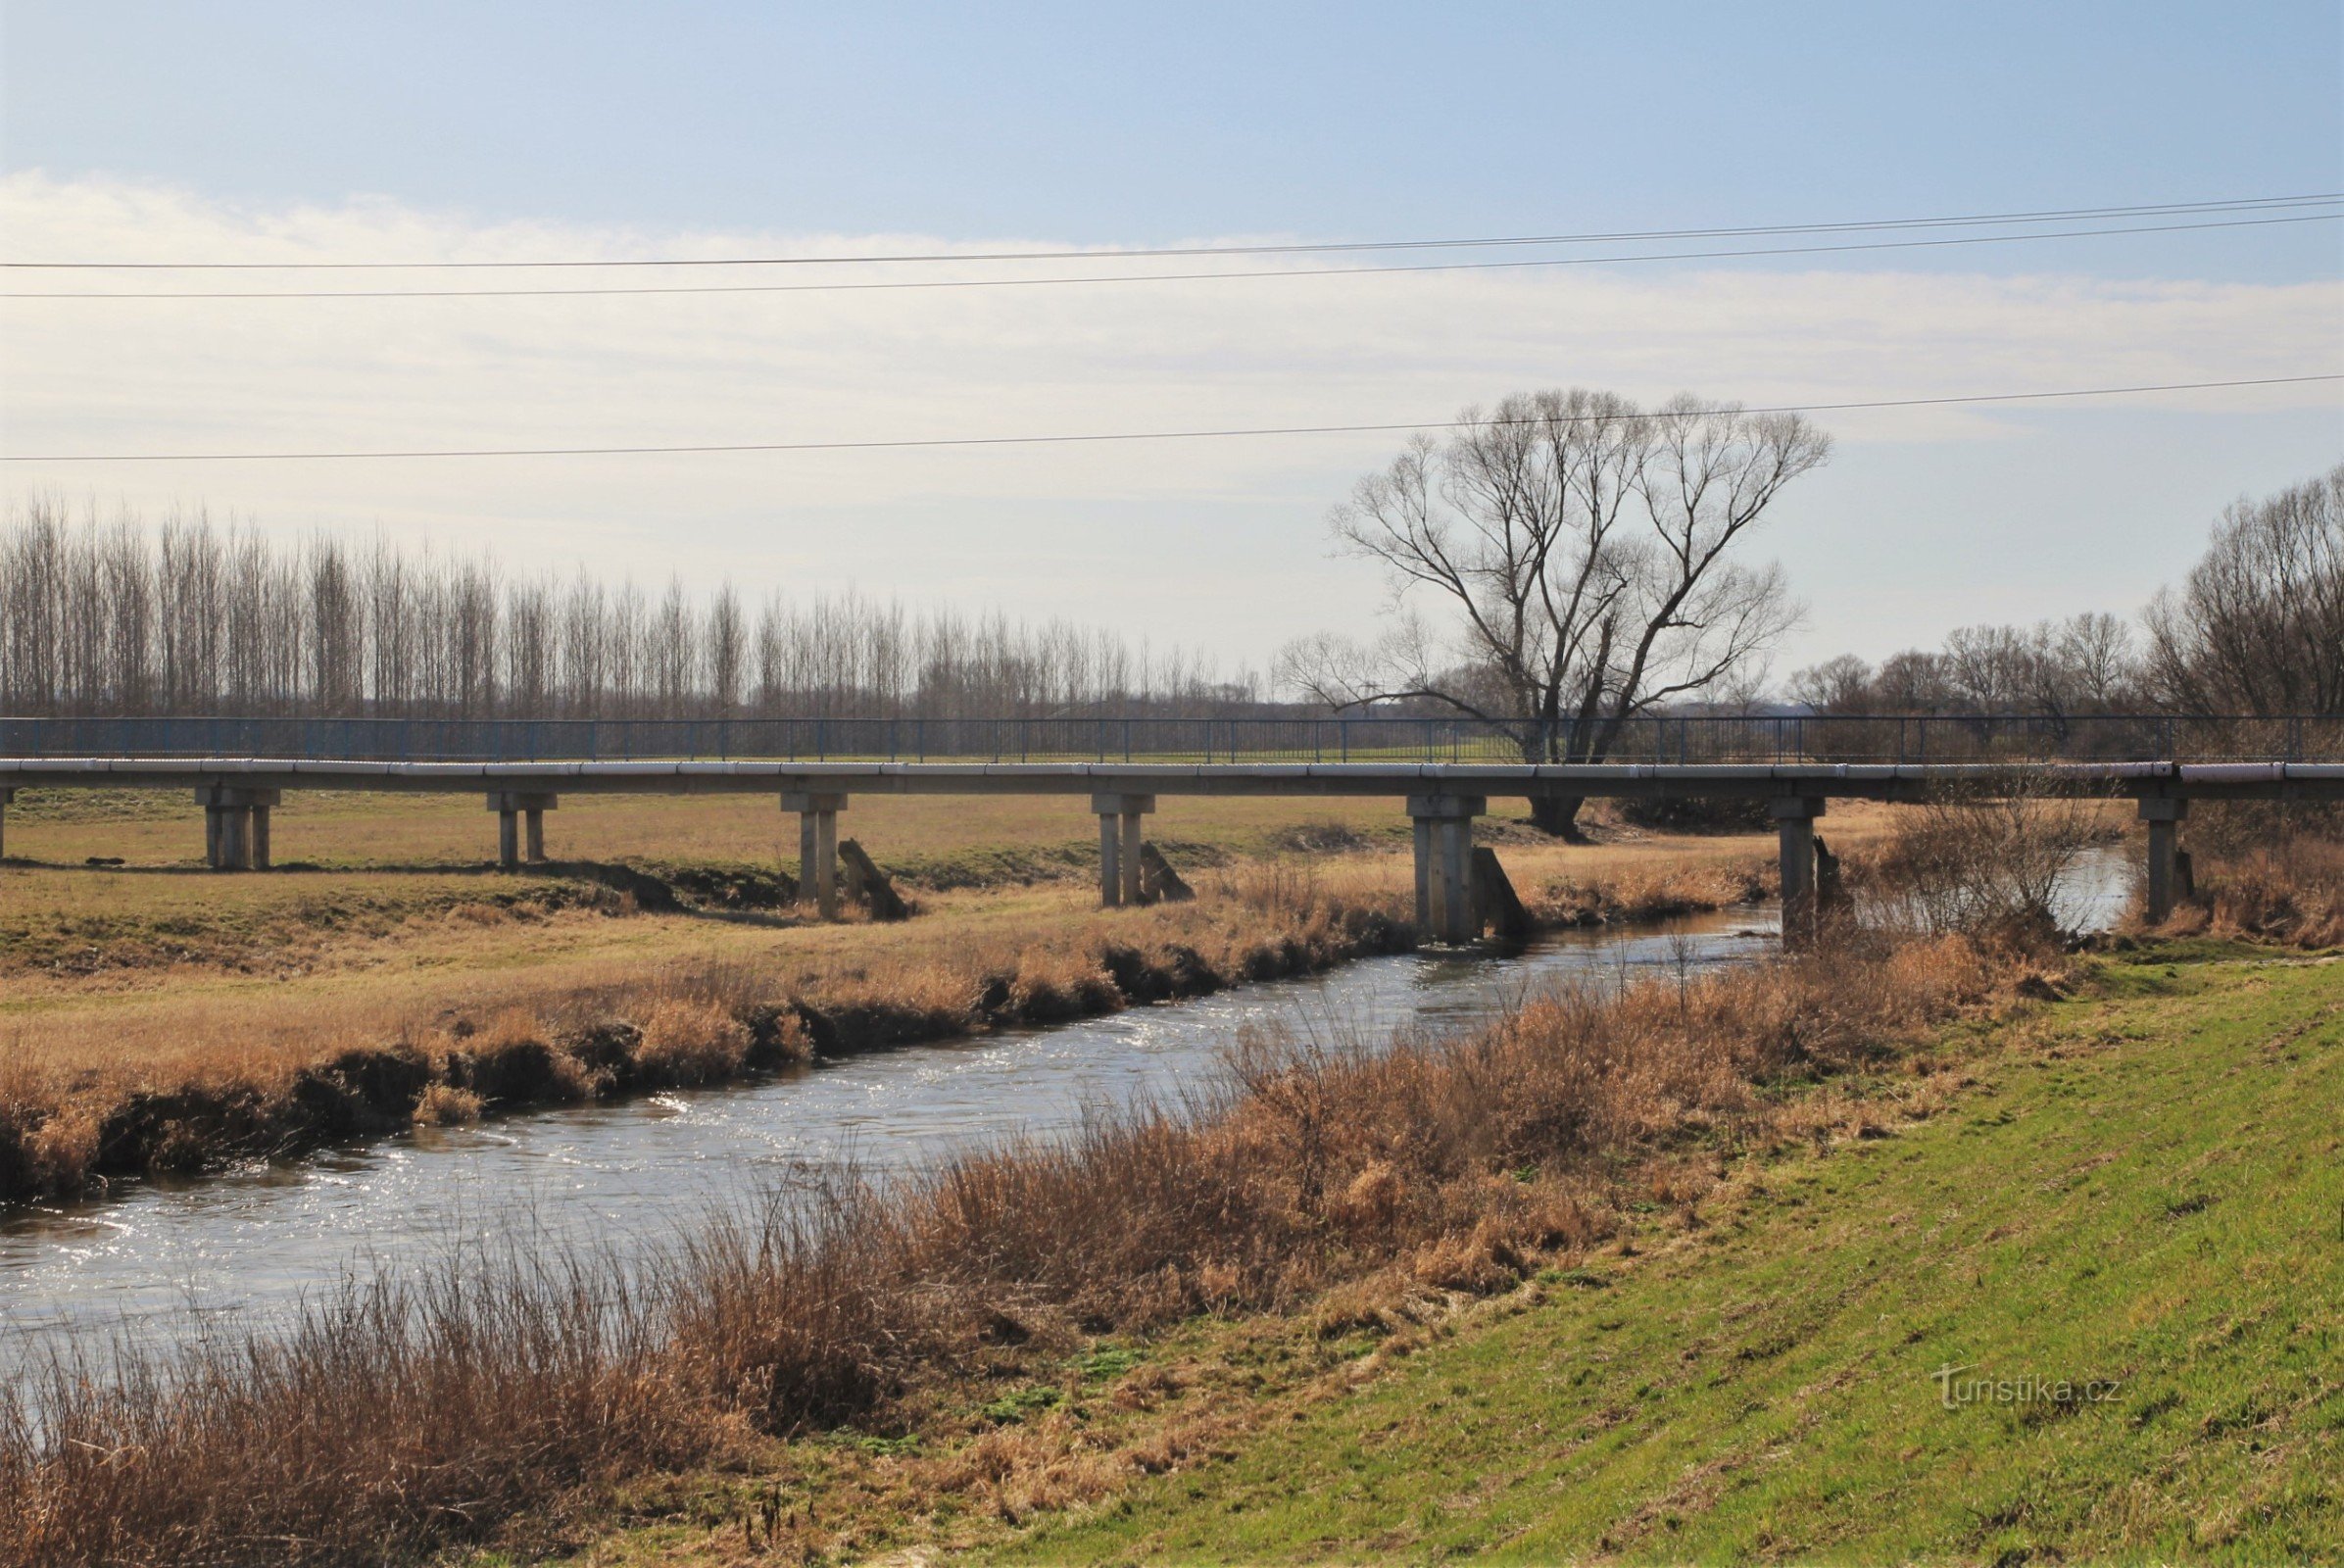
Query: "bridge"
7 727 2342 942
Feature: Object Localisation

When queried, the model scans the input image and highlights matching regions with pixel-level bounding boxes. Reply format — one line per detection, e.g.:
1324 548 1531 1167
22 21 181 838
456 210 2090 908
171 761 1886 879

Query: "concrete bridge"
7 756 2341 941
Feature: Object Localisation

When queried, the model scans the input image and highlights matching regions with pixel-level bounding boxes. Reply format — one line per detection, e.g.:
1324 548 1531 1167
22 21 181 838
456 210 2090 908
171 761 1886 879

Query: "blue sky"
3 2 2340 677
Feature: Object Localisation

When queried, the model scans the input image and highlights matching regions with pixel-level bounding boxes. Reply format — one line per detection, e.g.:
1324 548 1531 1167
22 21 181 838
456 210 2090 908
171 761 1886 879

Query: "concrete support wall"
1773 796 1827 948
198 786 281 870
1406 794 1486 944
2140 797 2188 922
1090 792 1156 906
783 791 849 919
486 792 558 869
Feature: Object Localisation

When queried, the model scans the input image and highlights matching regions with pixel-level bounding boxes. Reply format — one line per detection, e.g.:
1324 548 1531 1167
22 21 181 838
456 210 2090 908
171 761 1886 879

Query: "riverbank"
5 906 2048 1566
0 791 1813 1202
500 938 2336 1566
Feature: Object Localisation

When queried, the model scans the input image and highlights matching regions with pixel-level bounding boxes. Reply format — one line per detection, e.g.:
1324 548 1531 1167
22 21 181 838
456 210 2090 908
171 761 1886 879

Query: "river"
0 847 2133 1374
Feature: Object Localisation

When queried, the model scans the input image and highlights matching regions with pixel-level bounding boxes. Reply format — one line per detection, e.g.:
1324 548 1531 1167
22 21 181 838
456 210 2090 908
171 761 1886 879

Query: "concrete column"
0 787 12 861
251 805 272 871
1438 815 1474 943
1119 808 1145 906
797 810 819 907
523 808 545 863
1773 797 1827 948
782 792 849 919
1411 816 1433 930
815 807 840 919
1090 793 1156 907
1098 812 1122 906
2140 796 2188 923
1406 794 1486 945
218 804 253 871
498 808 519 868
204 806 222 868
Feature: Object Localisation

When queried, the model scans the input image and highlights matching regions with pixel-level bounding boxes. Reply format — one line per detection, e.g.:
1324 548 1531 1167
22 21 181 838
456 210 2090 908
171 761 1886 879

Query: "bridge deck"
5 757 2343 800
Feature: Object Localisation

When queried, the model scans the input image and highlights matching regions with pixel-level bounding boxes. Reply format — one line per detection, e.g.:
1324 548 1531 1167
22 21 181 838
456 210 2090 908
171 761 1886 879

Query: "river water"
0 849 2132 1373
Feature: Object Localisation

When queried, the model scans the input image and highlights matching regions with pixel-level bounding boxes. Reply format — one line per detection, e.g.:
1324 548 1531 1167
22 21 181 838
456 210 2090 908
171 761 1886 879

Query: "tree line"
1787 464 2344 719
0 498 1262 721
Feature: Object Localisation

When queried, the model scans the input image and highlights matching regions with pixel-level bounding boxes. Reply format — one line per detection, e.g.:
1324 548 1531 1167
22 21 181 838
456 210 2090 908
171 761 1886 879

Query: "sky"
3 1 2341 684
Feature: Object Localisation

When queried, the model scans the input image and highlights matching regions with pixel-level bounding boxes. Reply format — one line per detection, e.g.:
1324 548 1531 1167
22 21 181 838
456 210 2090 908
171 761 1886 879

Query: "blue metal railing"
2 713 2338 764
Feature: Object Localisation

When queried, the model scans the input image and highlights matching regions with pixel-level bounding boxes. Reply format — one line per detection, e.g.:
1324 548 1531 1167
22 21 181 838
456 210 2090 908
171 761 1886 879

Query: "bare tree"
1788 653 1874 714
1282 388 1825 834
2145 464 2344 715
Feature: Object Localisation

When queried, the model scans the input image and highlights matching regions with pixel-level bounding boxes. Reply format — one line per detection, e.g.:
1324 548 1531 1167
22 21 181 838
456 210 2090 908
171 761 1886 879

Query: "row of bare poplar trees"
0 500 1261 720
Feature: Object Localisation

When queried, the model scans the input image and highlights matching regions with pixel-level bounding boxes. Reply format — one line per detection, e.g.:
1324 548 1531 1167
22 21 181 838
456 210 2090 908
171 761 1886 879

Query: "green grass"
1001 949 2344 1564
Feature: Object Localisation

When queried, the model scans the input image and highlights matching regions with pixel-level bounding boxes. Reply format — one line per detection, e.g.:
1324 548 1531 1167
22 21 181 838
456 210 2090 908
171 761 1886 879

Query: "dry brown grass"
0 919 2033 1567
1529 857 1771 926
2152 834 2344 949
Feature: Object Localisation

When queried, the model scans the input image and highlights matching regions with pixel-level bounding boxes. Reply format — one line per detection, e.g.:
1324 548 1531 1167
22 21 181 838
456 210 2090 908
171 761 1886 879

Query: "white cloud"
4 171 2339 668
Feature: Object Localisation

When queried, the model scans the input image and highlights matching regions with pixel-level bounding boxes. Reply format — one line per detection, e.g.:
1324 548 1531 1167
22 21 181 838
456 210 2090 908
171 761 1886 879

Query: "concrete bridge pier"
0 786 13 860
1408 794 1486 945
487 792 558 868
783 791 848 918
198 786 280 870
2140 797 2188 922
1092 792 1155 906
1773 796 1827 947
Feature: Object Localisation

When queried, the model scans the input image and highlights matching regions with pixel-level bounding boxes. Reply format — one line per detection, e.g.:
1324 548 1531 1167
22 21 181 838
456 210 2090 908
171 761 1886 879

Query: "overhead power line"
6 192 2334 270
5 373 2332 465
10 213 2336 300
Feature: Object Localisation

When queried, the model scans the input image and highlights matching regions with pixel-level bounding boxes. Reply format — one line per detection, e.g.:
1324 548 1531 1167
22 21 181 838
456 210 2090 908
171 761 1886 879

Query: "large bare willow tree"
1282 388 1830 835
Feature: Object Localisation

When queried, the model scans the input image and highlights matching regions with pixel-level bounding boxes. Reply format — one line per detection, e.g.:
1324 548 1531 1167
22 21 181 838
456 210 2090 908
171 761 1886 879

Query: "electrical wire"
8 192 2334 270
6 373 2332 464
9 212 2338 300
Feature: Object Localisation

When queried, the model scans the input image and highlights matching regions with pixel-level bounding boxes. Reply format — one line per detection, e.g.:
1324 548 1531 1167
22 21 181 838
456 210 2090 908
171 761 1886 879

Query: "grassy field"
968 944 2344 1565
495 942 2344 1566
